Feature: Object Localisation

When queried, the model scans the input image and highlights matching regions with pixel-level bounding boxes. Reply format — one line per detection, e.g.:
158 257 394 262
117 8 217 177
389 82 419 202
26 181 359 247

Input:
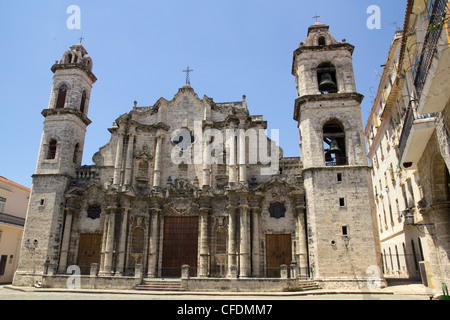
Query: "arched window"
318 36 326 46
317 62 338 94
56 85 67 109
80 91 87 113
323 120 347 166
67 54 73 64
47 139 57 160
73 143 80 164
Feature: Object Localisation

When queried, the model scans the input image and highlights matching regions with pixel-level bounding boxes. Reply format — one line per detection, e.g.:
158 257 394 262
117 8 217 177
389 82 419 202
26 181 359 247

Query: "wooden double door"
77 234 102 275
162 216 199 277
266 234 292 278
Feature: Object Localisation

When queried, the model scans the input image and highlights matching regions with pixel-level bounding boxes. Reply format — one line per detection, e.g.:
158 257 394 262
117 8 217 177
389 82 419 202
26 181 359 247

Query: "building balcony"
71 165 100 188
398 108 438 169
414 0 450 114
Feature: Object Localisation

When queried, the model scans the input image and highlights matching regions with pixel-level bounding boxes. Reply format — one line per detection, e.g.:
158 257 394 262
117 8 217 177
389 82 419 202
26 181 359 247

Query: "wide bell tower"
292 22 384 289
14 43 97 286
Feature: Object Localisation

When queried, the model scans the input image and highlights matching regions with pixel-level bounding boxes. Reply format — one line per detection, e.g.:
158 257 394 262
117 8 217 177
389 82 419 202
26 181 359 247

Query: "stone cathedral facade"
14 23 385 291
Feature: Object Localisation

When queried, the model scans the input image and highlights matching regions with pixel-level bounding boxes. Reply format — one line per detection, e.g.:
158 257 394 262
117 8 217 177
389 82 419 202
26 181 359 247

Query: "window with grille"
47 140 57 160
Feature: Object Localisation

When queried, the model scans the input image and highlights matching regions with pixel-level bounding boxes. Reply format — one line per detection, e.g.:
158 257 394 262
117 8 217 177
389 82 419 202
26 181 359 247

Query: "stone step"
136 279 186 292
298 281 321 291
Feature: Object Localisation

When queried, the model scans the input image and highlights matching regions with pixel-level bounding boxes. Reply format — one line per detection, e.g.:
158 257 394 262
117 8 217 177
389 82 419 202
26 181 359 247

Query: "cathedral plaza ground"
0 283 436 300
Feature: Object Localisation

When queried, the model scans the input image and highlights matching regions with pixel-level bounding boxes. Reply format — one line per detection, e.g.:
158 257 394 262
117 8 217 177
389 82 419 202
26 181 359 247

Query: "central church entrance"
162 216 199 277
266 234 292 278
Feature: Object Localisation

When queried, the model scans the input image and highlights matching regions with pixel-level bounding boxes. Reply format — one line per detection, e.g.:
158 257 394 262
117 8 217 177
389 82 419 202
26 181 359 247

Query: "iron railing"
414 0 449 97
325 157 348 167
398 108 416 159
398 109 439 159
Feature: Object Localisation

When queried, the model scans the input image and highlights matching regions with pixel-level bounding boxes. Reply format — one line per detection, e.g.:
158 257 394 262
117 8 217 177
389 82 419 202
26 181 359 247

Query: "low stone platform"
136 278 321 293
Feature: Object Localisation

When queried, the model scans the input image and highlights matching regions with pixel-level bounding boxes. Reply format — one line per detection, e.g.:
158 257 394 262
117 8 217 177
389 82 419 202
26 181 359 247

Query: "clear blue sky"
0 0 407 188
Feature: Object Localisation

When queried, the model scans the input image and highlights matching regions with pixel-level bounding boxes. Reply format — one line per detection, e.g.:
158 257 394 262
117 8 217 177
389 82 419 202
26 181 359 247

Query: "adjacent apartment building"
365 0 450 291
0 176 30 284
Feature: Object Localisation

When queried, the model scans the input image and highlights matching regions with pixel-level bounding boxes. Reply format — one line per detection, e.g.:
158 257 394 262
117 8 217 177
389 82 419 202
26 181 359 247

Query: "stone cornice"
42 108 92 126
51 63 97 83
293 92 364 121
292 43 355 75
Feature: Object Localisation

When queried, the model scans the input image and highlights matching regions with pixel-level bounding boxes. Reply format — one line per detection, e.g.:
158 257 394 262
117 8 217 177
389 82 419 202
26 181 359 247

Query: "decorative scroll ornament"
87 205 101 220
269 202 286 219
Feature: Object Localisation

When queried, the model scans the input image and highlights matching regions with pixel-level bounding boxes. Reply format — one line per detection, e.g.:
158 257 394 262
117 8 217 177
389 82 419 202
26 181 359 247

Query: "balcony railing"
398 108 439 160
398 108 415 159
414 0 449 97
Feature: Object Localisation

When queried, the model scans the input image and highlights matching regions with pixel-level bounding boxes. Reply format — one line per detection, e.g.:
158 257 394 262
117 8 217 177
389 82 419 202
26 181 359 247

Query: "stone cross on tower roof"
313 13 320 23
183 66 194 85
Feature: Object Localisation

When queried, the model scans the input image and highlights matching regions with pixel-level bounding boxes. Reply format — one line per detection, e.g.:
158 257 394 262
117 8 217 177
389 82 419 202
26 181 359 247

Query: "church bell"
328 139 341 154
319 73 337 92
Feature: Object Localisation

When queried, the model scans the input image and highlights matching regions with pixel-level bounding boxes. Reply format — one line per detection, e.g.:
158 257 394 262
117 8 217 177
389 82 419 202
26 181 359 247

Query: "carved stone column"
227 125 238 185
198 205 210 277
290 191 308 278
113 129 125 185
250 205 261 277
147 201 161 278
238 129 247 184
202 123 211 188
58 206 75 273
239 200 250 278
227 204 237 278
153 133 164 188
100 207 116 275
123 127 136 186
115 206 130 276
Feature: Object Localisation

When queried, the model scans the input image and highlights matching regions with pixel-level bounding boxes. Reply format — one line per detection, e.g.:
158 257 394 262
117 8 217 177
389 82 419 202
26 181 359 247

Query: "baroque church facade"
14 23 385 291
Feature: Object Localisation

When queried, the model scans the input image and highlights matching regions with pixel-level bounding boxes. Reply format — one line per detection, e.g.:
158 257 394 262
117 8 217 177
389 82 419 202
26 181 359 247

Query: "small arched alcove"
318 36 326 46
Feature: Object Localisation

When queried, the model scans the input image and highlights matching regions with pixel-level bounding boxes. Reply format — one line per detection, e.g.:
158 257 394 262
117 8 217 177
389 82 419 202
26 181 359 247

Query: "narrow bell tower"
292 23 384 288
14 43 97 286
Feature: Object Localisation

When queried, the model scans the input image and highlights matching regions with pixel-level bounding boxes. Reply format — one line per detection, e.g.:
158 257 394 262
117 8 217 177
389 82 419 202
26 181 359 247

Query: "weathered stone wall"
303 167 382 280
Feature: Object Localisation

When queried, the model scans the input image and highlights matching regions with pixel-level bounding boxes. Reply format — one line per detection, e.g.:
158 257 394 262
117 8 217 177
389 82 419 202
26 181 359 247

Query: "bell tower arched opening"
317 62 338 94
323 119 347 166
